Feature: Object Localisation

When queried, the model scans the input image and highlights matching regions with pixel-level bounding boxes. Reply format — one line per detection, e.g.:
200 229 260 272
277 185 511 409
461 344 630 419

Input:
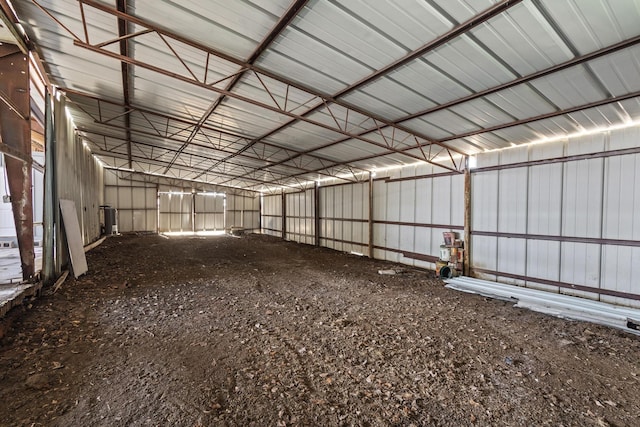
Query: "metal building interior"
1 0 640 425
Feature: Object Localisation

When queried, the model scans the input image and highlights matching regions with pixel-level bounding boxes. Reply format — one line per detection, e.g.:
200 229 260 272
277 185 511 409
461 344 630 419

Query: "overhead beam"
69 0 464 169
163 0 309 173
437 89 640 145
219 0 524 183
116 0 132 169
95 149 301 190
63 88 371 177
332 0 523 99
78 124 359 185
396 34 640 126
229 33 640 183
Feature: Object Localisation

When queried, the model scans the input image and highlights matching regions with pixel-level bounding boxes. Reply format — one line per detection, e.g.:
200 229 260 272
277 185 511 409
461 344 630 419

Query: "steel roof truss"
48 0 464 173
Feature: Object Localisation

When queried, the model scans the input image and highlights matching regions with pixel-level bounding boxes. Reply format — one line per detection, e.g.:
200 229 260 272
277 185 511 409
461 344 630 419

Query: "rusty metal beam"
70 0 465 169
163 0 309 174
396 33 640 126
203 1 521 183
62 88 371 177
437 89 640 145
74 41 447 171
116 0 132 169
228 33 640 184
0 0 30 53
0 138 32 164
0 44 34 280
333 0 523 104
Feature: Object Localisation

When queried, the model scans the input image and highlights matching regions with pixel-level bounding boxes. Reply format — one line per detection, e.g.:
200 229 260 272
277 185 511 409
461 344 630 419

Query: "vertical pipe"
192 192 196 233
314 182 320 247
281 190 286 240
258 193 263 234
368 172 374 258
463 157 471 276
42 92 56 284
524 147 530 286
54 95 65 275
557 140 566 291
597 133 608 300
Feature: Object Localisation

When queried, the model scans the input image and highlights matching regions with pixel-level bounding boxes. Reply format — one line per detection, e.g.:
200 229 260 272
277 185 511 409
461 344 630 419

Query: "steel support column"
0 44 34 280
314 181 320 247
368 172 374 258
42 91 56 284
281 190 286 240
463 158 471 277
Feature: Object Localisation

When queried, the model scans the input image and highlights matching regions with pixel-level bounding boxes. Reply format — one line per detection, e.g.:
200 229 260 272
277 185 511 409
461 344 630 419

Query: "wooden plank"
59 199 88 278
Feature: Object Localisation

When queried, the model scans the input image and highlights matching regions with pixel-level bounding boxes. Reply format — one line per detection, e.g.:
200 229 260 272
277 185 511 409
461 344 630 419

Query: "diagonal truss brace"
34 0 465 172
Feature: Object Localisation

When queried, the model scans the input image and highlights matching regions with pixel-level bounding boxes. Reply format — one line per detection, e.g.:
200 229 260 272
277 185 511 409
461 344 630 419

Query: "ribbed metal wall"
320 182 368 254
372 164 464 267
261 194 282 237
55 96 104 248
286 189 315 245
194 194 225 232
471 126 640 308
258 126 640 308
104 170 157 233
226 194 260 233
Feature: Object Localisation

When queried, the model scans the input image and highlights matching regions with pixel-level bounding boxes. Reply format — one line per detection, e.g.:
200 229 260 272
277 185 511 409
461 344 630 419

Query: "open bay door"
194 192 224 232
158 188 225 233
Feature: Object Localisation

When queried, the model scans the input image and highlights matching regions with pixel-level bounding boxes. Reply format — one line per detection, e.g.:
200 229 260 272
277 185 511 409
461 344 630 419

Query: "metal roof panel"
470 2 574 76
530 66 608 110
131 0 291 59
540 0 640 55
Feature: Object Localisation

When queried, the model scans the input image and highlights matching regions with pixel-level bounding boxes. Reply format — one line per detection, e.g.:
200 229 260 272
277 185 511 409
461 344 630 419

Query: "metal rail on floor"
445 276 640 335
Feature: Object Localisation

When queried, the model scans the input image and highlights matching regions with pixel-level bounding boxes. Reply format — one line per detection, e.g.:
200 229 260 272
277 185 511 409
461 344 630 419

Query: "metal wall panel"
497 237 526 285
319 182 368 255
103 170 156 233
559 242 601 299
472 235 498 280
369 165 463 267
603 154 640 240
285 189 314 245
562 158 603 239
471 126 640 306
601 246 640 309
194 194 225 231
498 167 527 234
261 194 282 237
526 240 560 291
226 194 259 232
472 172 499 231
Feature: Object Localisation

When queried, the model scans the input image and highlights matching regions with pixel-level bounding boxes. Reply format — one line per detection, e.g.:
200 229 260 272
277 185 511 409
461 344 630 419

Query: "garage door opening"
158 191 226 236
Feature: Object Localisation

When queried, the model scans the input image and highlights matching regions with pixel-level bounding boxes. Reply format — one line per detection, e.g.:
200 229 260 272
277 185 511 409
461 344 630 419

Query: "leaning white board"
59 199 88 278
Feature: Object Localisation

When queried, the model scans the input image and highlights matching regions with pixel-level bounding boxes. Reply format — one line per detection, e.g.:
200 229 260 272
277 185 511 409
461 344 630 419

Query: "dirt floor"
0 233 639 426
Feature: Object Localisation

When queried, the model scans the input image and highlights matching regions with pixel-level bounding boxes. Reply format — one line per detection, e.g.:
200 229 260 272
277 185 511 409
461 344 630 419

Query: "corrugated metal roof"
10 0 640 191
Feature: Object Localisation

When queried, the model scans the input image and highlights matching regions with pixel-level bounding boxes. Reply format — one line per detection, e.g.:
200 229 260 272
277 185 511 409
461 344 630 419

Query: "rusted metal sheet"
0 43 34 280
